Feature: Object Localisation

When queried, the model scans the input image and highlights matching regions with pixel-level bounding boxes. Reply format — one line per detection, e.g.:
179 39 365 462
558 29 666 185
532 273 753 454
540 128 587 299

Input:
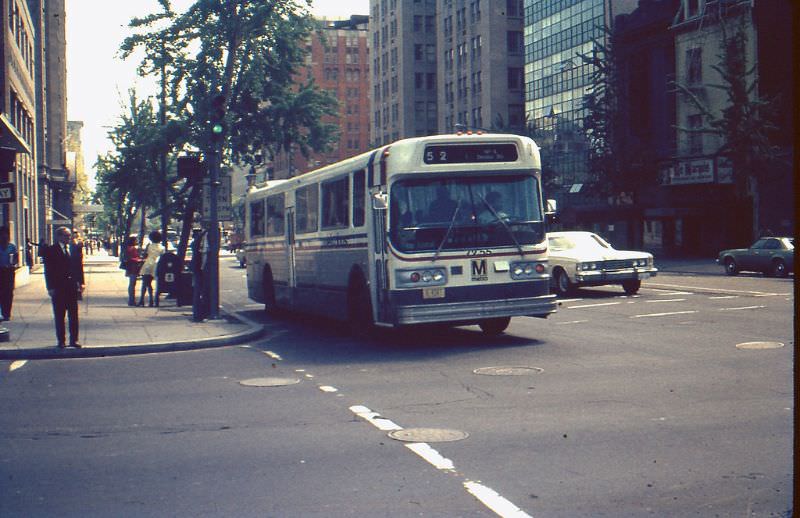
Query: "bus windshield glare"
389 174 544 253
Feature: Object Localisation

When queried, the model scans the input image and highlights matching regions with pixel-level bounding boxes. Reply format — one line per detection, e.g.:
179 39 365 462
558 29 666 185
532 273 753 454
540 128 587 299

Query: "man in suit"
43 226 85 348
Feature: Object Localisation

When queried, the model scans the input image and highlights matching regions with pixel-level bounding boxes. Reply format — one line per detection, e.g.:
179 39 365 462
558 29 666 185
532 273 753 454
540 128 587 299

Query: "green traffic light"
212 123 224 134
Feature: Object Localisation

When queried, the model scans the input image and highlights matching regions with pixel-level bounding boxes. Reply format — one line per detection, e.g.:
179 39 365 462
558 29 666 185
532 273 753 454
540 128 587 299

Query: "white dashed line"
646 298 686 303
405 443 455 471
555 320 589 325
718 305 766 311
630 310 698 319
349 405 531 517
463 481 533 518
709 295 738 299
567 302 622 309
319 385 338 393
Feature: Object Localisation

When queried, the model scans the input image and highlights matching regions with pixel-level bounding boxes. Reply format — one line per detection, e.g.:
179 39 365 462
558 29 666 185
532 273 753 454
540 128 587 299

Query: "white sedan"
547 231 658 296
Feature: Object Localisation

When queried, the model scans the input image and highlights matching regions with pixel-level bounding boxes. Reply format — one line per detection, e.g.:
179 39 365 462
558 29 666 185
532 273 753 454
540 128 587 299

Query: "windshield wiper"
433 204 462 262
480 195 525 257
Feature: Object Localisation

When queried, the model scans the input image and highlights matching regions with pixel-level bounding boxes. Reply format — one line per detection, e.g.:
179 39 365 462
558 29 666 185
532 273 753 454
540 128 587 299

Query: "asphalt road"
0 257 793 517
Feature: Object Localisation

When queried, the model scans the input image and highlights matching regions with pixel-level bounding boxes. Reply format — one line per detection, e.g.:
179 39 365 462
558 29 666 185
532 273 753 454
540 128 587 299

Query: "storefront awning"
0 114 31 154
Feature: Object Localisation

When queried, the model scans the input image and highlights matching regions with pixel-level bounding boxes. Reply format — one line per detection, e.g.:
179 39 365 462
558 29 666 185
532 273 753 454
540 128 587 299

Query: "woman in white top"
137 230 165 306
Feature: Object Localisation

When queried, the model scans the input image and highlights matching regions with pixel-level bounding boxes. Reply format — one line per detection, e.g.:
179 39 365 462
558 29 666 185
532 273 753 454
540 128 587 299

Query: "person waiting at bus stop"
138 230 165 307
125 236 143 306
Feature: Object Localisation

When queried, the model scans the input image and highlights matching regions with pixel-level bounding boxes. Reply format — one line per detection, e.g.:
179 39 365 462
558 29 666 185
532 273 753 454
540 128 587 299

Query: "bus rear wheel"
347 274 374 337
479 317 511 335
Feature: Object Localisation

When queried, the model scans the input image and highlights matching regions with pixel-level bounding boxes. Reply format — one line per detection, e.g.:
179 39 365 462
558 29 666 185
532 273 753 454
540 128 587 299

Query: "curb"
0 310 266 361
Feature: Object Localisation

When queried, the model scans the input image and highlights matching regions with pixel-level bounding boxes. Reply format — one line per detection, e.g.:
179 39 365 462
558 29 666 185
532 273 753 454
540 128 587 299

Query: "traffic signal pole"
207 144 220 320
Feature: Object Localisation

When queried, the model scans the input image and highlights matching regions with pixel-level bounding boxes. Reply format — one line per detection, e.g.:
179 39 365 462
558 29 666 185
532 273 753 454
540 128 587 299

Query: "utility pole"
159 37 169 248
206 93 225 320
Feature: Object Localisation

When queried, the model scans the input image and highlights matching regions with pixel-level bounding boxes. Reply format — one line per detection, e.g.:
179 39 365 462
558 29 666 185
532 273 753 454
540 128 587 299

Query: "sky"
65 0 370 188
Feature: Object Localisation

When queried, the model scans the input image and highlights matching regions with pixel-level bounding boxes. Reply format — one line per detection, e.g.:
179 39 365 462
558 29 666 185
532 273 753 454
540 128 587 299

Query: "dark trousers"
0 267 15 320
52 290 79 345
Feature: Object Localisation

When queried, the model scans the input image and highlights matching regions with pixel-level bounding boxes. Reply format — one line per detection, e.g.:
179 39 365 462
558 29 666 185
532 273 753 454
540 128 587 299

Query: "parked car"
717 236 794 277
235 247 246 268
547 231 658 295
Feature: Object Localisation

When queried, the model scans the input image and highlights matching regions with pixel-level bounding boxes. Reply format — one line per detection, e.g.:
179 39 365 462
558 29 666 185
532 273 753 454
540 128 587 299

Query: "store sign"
0 182 15 203
660 159 715 185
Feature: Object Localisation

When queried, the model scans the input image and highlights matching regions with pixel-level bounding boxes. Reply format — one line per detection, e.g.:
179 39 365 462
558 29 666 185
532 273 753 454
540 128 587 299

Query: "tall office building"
523 0 636 201
370 0 437 145
269 15 370 179
370 0 526 142
439 0 526 133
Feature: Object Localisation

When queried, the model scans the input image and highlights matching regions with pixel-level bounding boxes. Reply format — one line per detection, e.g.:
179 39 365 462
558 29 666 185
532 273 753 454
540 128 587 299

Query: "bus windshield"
389 174 544 253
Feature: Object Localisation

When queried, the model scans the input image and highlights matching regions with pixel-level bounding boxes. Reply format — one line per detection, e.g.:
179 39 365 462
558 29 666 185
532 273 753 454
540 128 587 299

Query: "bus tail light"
510 261 547 280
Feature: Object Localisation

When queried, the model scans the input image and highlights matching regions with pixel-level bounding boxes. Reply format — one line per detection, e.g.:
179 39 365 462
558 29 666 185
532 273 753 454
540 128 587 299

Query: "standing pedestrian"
43 226 85 348
138 230 165 307
124 236 143 306
0 226 19 321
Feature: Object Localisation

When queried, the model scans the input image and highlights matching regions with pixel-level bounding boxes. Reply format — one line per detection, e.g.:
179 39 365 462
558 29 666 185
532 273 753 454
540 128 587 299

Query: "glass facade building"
524 0 635 194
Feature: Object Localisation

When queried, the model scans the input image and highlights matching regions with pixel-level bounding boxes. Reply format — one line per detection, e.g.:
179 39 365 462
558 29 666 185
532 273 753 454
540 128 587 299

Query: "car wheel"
724 257 738 276
770 259 788 278
553 269 574 296
479 317 511 335
622 279 641 295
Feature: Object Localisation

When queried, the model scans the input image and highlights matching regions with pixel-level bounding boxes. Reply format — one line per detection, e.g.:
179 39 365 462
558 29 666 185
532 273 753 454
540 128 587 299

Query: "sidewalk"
0 250 263 360
655 257 723 276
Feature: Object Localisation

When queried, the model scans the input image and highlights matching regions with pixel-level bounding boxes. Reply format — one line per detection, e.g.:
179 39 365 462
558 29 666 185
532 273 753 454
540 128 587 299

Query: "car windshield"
548 233 612 252
389 174 544 253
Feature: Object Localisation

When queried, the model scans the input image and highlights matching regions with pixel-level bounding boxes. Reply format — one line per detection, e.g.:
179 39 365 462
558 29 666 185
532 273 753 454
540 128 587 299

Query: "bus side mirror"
372 192 388 210
545 199 557 224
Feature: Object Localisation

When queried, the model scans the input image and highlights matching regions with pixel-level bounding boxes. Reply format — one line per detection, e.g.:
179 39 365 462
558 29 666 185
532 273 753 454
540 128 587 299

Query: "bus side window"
296 184 319 234
352 169 366 227
266 193 285 236
250 200 265 236
322 177 349 229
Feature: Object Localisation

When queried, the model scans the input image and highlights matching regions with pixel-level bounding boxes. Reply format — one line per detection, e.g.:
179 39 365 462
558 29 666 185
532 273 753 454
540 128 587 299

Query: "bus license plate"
423 287 445 299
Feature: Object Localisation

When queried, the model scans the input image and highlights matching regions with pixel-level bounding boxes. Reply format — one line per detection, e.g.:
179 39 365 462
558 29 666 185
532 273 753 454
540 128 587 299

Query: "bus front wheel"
479 317 511 335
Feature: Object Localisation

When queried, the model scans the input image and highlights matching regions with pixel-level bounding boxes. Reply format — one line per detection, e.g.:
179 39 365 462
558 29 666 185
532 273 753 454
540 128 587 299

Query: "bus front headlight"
396 268 448 288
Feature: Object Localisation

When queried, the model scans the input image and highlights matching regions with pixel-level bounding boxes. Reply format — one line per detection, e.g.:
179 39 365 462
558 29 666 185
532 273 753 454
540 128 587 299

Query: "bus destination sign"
424 144 518 164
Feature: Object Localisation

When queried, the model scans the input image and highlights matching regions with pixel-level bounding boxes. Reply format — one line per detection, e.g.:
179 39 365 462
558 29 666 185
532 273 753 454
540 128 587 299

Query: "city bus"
243 133 557 335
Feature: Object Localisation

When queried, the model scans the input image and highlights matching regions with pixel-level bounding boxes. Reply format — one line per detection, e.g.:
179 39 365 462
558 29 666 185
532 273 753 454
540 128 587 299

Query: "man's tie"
63 244 69 257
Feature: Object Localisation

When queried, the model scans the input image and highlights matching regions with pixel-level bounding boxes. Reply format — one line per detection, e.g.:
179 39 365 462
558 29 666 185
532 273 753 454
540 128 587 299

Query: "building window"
686 47 702 84
688 114 703 154
415 44 423 60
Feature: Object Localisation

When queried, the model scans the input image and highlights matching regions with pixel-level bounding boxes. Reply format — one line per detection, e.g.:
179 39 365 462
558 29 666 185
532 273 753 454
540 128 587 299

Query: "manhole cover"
735 341 785 350
388 428 469 443
473 366 543 376
239 377 301 387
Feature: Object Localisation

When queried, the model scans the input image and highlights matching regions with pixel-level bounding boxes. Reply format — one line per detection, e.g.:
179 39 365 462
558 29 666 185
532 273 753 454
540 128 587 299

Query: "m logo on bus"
471 259 488 281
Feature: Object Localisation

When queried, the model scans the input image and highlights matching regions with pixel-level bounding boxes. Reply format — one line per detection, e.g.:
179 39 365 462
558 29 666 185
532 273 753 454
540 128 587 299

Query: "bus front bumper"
392 293 558 326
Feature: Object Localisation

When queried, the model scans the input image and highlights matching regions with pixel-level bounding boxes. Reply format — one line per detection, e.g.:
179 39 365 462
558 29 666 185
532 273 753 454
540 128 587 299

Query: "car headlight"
396 267 447 288
578 262 597 271
511 261 546 279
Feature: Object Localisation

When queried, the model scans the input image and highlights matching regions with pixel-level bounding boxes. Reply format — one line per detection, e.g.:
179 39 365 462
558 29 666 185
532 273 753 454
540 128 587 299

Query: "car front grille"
602 259 633 271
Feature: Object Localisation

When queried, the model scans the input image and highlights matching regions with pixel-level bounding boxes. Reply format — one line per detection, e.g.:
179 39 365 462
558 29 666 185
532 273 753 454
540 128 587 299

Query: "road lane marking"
555 320 589 325
709 295 738 299
350 405 532 517
405 443 455 471
647 282 782 296
646 298 686 303
567 302 622 309
319 385 338 393
630 310 698 319
264 351 282 361
9 360 27 372
718 305 766 311
464 481 533 518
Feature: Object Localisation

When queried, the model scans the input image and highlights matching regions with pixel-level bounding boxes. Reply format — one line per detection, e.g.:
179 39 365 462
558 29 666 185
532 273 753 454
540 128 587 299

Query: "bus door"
368 188 389 323
285 207 297 299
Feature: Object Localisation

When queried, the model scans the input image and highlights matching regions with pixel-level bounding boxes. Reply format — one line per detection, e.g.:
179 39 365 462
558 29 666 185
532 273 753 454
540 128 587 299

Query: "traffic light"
210 94 226 143
0 147 16 173
177 155 204 181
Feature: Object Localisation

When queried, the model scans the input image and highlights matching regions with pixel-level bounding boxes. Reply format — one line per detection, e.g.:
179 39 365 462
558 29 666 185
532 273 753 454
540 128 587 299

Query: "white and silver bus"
243 133 557 335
